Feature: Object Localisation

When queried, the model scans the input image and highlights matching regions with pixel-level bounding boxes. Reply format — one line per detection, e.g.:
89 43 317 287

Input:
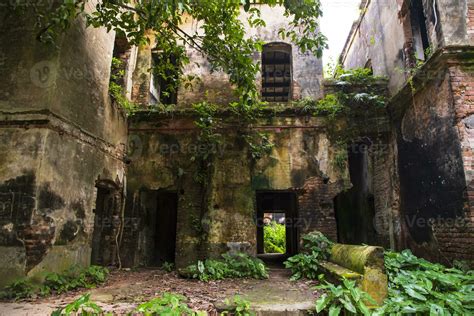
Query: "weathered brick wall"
435 63 474 263
385 54 474 265
371 135 400 249
468 3 474 37
298 177 340 241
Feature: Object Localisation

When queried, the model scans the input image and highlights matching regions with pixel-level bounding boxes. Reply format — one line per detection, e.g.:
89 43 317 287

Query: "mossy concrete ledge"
319 243 388 306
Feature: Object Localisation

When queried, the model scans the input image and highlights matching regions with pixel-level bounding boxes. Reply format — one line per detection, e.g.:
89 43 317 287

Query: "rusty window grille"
261 43 292 102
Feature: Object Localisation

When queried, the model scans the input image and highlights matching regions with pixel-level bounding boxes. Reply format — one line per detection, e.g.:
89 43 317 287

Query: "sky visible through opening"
320 0 362 75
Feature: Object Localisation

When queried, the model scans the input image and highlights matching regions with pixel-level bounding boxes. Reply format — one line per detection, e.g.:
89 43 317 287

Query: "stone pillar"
131 30 156 106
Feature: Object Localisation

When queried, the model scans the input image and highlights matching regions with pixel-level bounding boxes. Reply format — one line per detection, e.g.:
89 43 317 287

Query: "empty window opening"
256 191 298 262
150 51 178 105
261 43 292 102
410 0 430 60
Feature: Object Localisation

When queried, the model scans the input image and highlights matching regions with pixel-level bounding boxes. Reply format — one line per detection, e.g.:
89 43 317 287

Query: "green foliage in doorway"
263 222 286 254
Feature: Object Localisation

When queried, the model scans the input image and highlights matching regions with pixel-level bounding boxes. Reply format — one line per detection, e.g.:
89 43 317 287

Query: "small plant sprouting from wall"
243 132 275 161
295 68 386 120
333 141 348 172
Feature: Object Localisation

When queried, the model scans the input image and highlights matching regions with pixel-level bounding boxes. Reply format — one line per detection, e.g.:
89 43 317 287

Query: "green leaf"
340 297 357 313
328 305 342 316
405 287 427 301
315 294 331 312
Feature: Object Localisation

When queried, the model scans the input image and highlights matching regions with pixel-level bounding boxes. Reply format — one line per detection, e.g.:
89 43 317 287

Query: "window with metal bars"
261 43 292 102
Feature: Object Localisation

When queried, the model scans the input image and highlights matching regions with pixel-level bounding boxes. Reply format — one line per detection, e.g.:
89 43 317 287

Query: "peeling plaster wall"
177 5 323 106
0 4 127 287
341 0 407 93
341 0 470 94
126 114 351 268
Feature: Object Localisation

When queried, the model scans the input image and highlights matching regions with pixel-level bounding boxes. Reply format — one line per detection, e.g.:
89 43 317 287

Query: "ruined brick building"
0 0 472 287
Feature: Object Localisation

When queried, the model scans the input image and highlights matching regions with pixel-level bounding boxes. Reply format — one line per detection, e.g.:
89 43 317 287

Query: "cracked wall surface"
0 3 127 287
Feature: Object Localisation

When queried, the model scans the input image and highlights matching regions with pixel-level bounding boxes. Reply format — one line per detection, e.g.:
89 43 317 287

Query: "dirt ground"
0 268 320 315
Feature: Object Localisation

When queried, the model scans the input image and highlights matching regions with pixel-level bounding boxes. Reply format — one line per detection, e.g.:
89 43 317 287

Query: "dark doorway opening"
153 191 178 266
334 142 376 245
256 191 298 263
91 182 119 266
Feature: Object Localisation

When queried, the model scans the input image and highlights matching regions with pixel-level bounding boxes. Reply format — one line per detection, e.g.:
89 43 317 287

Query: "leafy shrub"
182 252 268 282
0 265 109 300
315 94 345 118
162 262 175 272
315 278 375 316
376 250 474 315
43 265 109 295
300 231 334 257
334 67 379 85
135 292 205 316
222 296 254 316
284 252 322 281
0 279 37 300
51 293 103 316
263 222 286 254
284 231 334 280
